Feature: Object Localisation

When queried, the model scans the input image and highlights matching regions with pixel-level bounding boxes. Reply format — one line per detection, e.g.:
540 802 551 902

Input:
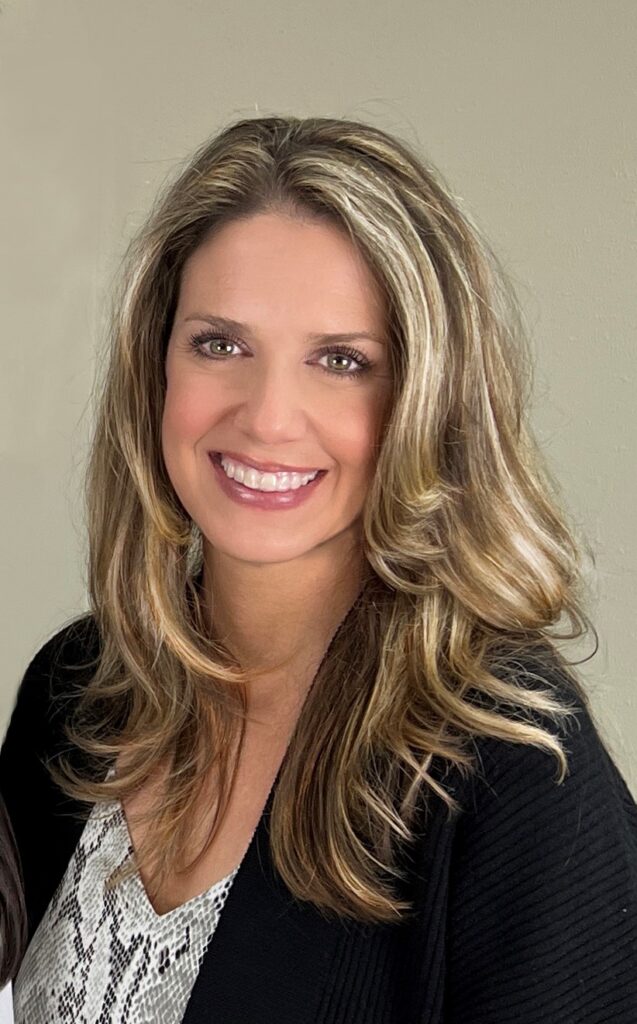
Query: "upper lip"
211 451 325 474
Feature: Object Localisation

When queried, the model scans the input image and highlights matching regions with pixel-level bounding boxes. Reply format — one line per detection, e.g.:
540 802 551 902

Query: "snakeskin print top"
13 799 239 1023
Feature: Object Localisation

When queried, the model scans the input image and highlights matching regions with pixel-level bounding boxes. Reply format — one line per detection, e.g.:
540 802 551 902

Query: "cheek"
331 397 385 476
162 377 218 444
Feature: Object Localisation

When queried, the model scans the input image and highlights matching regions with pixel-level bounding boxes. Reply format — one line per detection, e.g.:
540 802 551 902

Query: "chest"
16 751 458 1024
122 726 290 914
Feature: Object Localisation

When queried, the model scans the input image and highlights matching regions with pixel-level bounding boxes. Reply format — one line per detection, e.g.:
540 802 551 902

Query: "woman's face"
162 210 392 566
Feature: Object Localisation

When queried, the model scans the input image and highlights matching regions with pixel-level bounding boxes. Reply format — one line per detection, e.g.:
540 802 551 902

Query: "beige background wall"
1 0 635 790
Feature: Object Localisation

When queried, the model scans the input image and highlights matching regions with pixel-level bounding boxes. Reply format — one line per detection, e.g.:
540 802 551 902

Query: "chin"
202 532 323 566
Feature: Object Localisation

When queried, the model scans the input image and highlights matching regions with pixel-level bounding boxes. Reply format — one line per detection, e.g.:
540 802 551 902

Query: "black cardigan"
1 616 637 1023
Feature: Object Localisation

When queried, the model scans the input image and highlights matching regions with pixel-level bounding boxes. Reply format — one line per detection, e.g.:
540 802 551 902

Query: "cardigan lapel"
182 787 348 1024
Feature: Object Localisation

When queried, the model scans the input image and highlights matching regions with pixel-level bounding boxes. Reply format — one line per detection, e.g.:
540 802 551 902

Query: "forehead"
176 211 386 330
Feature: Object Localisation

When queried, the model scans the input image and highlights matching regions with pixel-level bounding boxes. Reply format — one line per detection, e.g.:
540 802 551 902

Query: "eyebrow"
182 313 386 346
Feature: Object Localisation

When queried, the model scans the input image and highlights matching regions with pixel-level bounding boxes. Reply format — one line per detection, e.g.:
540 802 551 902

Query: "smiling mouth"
211 452 328 493
211 450 325 475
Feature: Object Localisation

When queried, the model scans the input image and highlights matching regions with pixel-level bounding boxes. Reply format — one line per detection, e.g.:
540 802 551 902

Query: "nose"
233 360 308 444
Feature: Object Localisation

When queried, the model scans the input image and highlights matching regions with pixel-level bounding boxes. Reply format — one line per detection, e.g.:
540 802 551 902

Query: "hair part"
54 115 595 923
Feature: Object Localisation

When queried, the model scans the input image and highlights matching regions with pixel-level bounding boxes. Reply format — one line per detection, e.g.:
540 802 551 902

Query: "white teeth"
275 473 290 492
219 456 319 492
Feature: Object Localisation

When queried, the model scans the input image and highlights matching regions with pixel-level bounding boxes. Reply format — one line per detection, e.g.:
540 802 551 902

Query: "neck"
199 531 367 720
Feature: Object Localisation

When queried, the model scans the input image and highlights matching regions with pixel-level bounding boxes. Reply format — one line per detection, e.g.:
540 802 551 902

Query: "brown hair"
56 115 594 923
0 796 26 983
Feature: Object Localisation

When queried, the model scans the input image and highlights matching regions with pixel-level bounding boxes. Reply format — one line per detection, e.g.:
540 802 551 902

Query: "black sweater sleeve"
446 684 637 1023
0 615 99 940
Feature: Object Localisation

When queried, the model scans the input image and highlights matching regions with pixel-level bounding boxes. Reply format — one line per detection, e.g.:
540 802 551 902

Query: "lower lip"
209 453 328 510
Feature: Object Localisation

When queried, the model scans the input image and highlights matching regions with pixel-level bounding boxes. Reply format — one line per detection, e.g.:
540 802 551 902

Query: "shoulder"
456 643 637 846
12 612 99 700
15 612 101 689
444 647 637 1018
466 645 635 813
1 613 101 772
0 615 100 941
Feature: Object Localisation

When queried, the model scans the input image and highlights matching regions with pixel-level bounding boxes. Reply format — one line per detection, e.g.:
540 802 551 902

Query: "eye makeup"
187 329 375 379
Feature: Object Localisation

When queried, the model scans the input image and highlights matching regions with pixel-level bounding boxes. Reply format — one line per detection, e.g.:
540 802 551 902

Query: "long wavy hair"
56 115 595 924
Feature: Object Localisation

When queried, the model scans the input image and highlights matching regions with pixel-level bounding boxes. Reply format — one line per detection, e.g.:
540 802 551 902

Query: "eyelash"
187 330 374 379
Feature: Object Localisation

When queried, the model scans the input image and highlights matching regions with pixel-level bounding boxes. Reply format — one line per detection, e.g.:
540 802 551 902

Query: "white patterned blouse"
13 799 238 1023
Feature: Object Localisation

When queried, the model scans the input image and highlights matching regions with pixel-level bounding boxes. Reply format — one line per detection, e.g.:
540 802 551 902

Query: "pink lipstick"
208 452 327 511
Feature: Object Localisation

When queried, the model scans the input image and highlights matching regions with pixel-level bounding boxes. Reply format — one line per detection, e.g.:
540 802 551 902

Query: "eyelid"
192 328 243 347
313 342 372 368
188 329 244 354
187 330 373 374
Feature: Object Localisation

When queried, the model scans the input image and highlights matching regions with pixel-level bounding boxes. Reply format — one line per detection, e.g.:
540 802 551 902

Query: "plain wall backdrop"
1 0 635 790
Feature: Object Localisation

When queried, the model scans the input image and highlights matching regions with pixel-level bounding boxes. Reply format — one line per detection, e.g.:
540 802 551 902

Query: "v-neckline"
113 755 282 921
111 801 243 922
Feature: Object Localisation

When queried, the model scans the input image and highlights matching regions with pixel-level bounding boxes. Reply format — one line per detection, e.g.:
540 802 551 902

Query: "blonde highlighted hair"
56 115 594 923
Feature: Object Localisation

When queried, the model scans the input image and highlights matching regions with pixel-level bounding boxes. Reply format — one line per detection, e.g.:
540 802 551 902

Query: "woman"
1 115 636 1022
